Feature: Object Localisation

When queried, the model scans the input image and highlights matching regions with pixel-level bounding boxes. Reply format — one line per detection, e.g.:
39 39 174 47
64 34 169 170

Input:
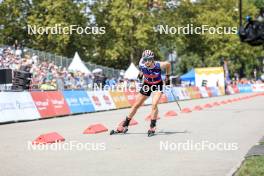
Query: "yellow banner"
109 91 131 109
195 67 224 75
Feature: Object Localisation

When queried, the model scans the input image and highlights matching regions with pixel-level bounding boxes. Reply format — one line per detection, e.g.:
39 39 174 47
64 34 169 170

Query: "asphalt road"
0 92 264 176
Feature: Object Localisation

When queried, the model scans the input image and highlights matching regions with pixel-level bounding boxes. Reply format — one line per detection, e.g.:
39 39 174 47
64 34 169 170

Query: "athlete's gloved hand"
137 73 143 82
165 75 170 85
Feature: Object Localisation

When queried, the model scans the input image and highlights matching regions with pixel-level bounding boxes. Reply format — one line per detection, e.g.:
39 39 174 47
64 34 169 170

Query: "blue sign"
238 84 253 93
63 90 95 114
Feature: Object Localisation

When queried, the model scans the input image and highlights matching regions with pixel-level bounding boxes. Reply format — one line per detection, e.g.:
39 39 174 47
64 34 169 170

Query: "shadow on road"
125 130 189 136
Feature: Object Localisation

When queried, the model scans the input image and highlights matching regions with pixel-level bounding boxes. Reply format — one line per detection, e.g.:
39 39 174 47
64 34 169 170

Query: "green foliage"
0 0 263 78
254 0 264 8
235 156 264 176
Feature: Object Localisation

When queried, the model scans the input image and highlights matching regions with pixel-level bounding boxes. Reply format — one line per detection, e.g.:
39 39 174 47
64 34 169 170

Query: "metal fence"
23 48 121 78
0 44 121 78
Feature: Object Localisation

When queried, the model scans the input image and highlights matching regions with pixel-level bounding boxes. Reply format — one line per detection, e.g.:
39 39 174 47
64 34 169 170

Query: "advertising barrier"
186 87 201 99
252 84 264 92
124 90 138 106
209 87 219 97
158 93 168 103
31 91 57 118
0 92 40 123
163 88 175 102
172 87 190 100
87 91 116 111
237 84 253 93
109 91 131 109
31 91 70 118
205 87 213 97
1 83 263 124
199 87 209 98
63 90 95 114
46 91 71 116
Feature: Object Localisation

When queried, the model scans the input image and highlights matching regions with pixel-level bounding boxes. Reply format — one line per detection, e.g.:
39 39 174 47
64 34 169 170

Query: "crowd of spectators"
0 46 121 91
0 44 263 91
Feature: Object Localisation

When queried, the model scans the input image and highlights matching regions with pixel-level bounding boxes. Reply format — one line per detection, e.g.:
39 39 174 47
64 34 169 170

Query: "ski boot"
110 117 131 135
147 119 157 137
148 119 157 137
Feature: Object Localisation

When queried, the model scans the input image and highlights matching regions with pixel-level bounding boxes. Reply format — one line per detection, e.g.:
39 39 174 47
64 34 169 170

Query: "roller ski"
110 117 131 135
147 119 157 137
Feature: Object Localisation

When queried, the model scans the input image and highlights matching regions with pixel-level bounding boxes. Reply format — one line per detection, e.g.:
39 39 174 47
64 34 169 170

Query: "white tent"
124 63 139 80
68 52 91 74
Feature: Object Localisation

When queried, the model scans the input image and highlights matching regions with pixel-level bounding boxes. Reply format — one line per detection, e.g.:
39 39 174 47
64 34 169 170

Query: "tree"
0 0 30 45
172 0 263 78
27 0 90 57
90 0 162 69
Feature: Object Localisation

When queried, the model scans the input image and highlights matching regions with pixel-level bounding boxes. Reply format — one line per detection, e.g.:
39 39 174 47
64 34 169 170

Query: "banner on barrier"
124 90 138 106
63 90 95 114
31 91 70 118
205 87 213 97
4 83 261 123
209 87 218 97
109 91 130 108
172 87 190 100
252 84 264 92
87 91 116 111
192 87 202 98
0 92 40 123
199 87 209 98
238 84 253 93
186 87 201 99
159 93 168 103
163 88 175 102
46 91 71 116
31 91 56 118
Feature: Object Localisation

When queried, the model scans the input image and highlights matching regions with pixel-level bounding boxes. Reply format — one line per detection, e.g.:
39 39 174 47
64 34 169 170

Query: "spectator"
0 45 121 91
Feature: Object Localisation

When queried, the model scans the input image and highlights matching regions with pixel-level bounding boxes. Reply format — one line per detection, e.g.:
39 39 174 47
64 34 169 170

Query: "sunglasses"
142 57 154 62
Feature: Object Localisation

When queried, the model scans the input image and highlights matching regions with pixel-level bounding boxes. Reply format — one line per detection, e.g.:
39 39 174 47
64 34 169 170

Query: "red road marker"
203 103 213 108
193 105 203 111
212 102 221 106
228 99 233 103
220 100 228 104
32 132 65 144
164 110 178 117
83 124 108 134
181 108 192 113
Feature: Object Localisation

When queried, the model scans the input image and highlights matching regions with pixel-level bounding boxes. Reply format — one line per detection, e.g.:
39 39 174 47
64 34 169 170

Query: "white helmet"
141 50 154 60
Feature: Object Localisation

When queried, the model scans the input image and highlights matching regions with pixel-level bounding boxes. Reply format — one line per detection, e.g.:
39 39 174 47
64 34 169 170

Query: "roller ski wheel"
110 126 128 135
147 128 155 137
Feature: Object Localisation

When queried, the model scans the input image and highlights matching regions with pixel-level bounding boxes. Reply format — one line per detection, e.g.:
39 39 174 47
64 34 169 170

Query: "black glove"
165 75 170 85
137 73 143 82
